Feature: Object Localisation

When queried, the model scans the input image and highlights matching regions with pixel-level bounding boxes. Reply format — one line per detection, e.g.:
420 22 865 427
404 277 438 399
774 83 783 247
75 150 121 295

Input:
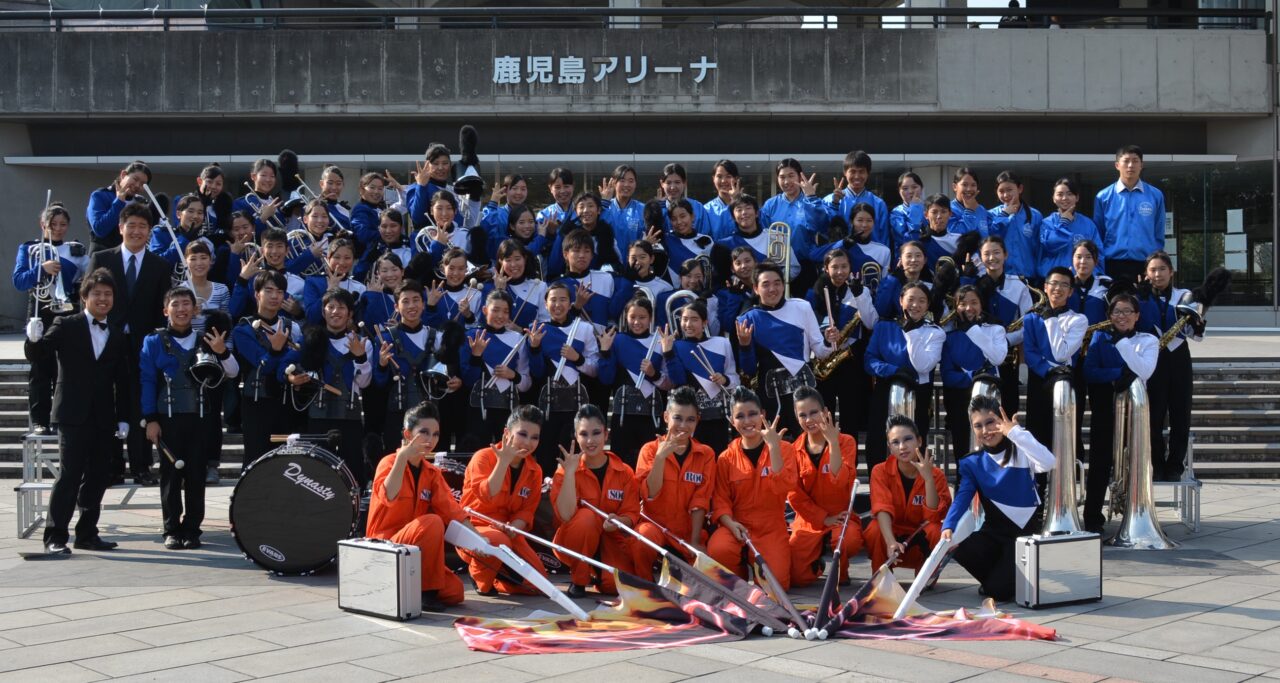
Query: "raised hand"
346 331 366 358
525 322 546 348
378 340 395 368
573 283 594 309
596 327 616 352
998 406 1020 435
801 173 819 197
397 430 430 462
490 183 507 204
644 226 663 245
558 441 582 473
908 446 934 476
239 253 264 281
735 320 754 346
597 178 615 200
382 170 405 193
469 329 490 357
657 324 676 354
426 280 445 306
203 330 228 355
761 413 787 444
831 177 847 204
265 322 289 352
819 409 840 446
496 431 524 464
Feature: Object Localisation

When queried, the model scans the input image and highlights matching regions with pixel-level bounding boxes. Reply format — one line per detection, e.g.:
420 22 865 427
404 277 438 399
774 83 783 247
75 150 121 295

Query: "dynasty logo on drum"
282 462 337 501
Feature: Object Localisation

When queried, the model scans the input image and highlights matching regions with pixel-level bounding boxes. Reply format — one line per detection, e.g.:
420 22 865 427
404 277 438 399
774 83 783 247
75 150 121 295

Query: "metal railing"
0 5 1269 33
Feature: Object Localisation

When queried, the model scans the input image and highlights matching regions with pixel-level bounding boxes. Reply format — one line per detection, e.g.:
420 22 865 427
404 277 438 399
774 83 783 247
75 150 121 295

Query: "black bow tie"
91 319 108 330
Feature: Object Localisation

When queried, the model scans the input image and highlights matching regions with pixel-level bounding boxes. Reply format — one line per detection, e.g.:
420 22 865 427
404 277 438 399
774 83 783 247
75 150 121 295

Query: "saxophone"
813 312 863 381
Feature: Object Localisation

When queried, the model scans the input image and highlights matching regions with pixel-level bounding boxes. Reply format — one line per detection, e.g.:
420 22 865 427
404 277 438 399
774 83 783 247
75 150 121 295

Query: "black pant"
201 384 226 468
999 359 1021 416
158 414 207 539
1025 371 1055 448
864 379 933 473
535 410 577 476
28 351 56 428
952 528 1019 602
943 386 975 479
240 394 284 470
1106 259 1145 289
694 418 731 455
759 387 802 443
610 411 658 469
437 390 468 453
44 424 114 545
1084 383 1116 527
819 343 871 435
463 403 511 454
311 417 367 488
122 337 153 476
1147 344 1192 479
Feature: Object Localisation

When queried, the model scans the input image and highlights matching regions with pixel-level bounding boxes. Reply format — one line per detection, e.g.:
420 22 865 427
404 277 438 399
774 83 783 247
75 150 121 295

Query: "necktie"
126 254 138 295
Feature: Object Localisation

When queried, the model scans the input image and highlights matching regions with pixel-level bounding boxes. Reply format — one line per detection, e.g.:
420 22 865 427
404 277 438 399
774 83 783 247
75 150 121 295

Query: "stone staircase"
0 359 1276 479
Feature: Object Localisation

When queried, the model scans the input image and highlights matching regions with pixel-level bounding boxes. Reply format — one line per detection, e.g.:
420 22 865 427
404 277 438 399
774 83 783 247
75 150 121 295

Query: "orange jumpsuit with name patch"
707 438 799 590
863 458 951 571
788 432 865 586
458 447 547 595
633 437 718 580
367 454 467 604
551 452 641 594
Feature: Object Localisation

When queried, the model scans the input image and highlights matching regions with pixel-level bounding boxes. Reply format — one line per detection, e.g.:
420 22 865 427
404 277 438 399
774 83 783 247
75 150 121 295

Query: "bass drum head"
230 444 358 575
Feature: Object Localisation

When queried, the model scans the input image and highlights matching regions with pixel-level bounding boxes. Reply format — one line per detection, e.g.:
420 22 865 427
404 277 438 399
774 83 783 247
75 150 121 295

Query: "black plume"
1107 277 1137 302
1193 267 1232 308
362 433 387 478
644 200 666 231
201 310 233 346
954 230 983 261
458 125 479 167
932 259 959 319
152 193 171 225
299 325 329 372
278 149 300 195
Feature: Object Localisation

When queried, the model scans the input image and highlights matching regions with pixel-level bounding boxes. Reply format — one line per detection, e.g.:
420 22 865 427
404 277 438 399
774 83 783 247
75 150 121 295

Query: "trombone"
766 221 792 298
294 174 321 203
143 184 196 292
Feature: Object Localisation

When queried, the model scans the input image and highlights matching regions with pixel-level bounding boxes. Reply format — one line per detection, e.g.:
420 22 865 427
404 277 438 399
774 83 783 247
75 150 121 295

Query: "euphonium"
765 221 792 298
1042 375 1084 534
286 228 326 277
664 289 698 329
1106 378 1178 549
813 312 862 381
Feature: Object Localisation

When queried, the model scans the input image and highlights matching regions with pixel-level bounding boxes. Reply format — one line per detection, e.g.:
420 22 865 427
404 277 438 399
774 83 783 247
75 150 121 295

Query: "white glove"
116 422 129 440
25 318 43 343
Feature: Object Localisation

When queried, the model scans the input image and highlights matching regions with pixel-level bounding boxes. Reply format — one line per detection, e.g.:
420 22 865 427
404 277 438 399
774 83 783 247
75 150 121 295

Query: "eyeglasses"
1044 281 1072 290
1110 308 1137 317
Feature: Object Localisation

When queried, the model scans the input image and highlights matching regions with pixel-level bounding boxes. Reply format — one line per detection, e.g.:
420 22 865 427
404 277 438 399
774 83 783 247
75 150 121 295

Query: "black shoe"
475 586 498 597
420 590 444 611
110 473 126 486
72 537 117 551
133 471 158 487
566 584 588 599
205 466 220 486
182 537 202 550
44 542 70 555
163 535 184 550
1084 520 1105 535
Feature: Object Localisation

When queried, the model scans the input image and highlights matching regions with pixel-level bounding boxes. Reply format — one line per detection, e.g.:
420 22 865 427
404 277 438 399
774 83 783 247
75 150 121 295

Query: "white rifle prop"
445 520 590 621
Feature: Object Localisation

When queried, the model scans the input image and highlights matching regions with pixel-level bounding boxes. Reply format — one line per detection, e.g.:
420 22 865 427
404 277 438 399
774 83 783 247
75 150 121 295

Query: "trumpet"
143 184 195 291
241 182 285 229
766 221 792 298
286 228 328 278
813 312 863 381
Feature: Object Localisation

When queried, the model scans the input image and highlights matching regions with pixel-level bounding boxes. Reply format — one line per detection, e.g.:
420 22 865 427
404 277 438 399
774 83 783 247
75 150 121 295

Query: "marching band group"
16 139 1210 606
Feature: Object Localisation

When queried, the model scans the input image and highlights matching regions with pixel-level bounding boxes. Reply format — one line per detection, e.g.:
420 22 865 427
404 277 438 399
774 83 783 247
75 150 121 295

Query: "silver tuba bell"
1106 378 1178 549
1041 377 1084 534
765 221 792 299
887 378 916 431
665 289 699 330
968 374 1002 452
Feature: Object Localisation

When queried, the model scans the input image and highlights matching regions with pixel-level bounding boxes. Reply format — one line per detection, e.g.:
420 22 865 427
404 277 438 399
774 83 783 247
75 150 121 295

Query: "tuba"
1106 378 1178 549
287 228 327 277
1041 376 1084 534
886 378 916 430
765 221 792 298
969 374 1002 451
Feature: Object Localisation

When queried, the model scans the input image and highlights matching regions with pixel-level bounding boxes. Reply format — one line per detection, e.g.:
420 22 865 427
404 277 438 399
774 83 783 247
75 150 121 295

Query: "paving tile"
662 641 769 664
0 588 111 614
1195 643 1280 669
216 634 411 678
1081 640 1178 660
1114 619 1255 655
249 614 395 647
0 634 148 674
633 650 735 676
1027 647 1252 683
719 634 825 656
354 638 496 677
249 662 396 683
1188 598 1280 630
0 608 64 631
491 647 650 676
43 588 220 620
79 635 277 678
545 661 687 683
687 666 814 683
958 672 1069 683
798 641 986 683
125 610 305 646
8 609 185 646
394 662 540 683
1001 662 1107 682
819 673 900 683
103 663 250 683
158 588 328 620
1166 654 1273 676
0 662 106 683
918 638 1076 662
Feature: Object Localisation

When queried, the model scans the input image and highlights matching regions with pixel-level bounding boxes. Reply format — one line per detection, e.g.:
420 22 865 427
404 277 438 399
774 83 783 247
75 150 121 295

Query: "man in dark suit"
89 202 173 486
24 268 132 553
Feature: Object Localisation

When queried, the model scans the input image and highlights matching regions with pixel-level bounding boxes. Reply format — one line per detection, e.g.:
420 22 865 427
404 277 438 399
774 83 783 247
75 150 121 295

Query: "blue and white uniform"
806 282 878 348
736 299 834 379
231 191 282 237
300 276 367 326
671 335 738 401
528 316 600 386
87 187 133 249
656 290 720 338
874 270 933 321
864 318 945 386
227 269 305 320
888 203 925 255
823 188 890 246
599 330 669 398
1083 329 1159 386
1021 306 1088 380
701 196 739 241
948 199 990 236
432 281 483 328
1068 275 1111 326
462 327 531 395
760 193 829 265
555 269 633 334
358 289 397 330
977 274 1034 346
605 198 647 254
479 277 547 329
660 232 715 285
545 221 622 279
13 240 87 313
941 321 1007 390
140 327 239 420
147 225 212 266
715 229 800 285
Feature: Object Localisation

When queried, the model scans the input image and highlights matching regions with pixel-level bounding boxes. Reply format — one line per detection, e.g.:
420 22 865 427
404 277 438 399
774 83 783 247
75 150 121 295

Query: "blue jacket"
87 188 129 239
888 203 925 256
1093 180 1166 262
1039 212 1103 279
947 199 990 236
823 188 890 246
987 204 1042 279
760 193 829 264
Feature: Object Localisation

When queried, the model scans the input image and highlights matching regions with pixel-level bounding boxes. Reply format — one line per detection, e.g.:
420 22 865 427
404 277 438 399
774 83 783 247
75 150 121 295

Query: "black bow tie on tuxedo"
91 319 108 330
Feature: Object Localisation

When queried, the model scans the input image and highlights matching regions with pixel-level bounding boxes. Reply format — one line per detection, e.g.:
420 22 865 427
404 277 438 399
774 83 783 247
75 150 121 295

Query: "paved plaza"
0 480 1275 682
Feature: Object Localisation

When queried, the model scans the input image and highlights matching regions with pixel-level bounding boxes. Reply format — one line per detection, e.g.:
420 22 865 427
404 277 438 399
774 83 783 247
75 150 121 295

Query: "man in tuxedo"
24 268 132 553
89 202 173 486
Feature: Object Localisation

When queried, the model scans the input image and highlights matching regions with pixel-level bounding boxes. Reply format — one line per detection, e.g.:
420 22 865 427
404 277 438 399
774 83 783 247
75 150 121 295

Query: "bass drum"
230 443 359 575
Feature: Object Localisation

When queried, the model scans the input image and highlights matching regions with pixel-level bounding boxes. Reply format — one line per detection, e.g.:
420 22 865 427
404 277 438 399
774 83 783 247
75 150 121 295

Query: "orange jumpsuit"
787 432 865 586
458 447 547 595
550 451 641 594
367 454 467 605
863 459 951 571
633 437 717 580
708 438 799 590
